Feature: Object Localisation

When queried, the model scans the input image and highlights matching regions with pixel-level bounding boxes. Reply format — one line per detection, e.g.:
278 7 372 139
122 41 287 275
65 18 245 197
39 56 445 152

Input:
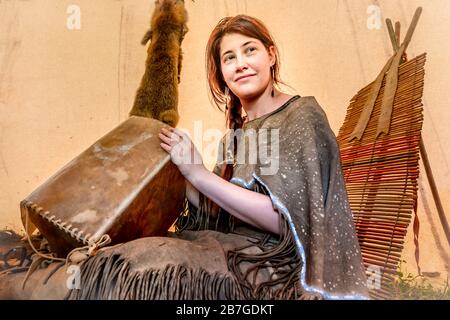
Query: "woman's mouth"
235 74 255 82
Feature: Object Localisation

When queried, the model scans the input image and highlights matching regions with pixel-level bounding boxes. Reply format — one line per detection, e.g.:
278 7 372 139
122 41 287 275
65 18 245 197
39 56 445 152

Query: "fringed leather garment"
64 208 297 299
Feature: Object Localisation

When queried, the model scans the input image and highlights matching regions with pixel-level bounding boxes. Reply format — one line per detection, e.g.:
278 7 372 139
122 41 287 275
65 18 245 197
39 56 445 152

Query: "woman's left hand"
158 127 206 182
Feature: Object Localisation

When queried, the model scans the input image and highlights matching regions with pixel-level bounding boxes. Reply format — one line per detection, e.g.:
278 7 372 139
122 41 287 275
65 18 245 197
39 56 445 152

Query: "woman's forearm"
189 169 280 235
158 126 279 234
185 180 199 208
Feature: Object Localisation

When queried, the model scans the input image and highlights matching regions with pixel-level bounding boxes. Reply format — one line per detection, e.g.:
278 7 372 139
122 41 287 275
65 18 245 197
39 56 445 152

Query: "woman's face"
219 33 275 101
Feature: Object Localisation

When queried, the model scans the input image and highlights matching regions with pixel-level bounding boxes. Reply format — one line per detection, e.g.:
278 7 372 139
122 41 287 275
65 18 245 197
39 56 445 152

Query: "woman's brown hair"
205 15 282 181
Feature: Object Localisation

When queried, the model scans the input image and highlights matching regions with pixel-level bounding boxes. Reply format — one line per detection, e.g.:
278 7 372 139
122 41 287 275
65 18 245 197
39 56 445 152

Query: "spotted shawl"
179 95 370 299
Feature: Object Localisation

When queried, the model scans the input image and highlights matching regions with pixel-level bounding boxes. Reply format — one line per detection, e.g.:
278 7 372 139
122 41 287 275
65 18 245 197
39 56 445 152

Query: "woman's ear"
268 45 276 66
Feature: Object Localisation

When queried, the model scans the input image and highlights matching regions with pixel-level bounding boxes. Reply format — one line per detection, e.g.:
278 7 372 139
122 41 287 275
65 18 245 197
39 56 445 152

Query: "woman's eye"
245 47 256 54
224 55 235 63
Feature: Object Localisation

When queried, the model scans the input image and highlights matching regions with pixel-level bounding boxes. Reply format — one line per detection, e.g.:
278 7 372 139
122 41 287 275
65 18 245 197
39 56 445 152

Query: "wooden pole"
419 138 450 245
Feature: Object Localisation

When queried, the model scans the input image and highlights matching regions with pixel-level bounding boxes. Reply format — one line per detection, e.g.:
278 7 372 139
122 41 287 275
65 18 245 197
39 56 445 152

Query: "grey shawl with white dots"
217 95 370 299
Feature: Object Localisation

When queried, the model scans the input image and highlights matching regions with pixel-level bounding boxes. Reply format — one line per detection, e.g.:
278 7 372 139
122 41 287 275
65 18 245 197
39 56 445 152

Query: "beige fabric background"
0 0 448 286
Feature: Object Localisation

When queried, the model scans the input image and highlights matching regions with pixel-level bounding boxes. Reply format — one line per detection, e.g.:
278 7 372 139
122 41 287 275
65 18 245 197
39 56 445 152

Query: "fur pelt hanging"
129 0 189 127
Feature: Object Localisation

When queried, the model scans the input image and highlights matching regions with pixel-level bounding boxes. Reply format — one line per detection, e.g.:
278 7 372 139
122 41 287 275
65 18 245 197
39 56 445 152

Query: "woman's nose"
235 55 248 71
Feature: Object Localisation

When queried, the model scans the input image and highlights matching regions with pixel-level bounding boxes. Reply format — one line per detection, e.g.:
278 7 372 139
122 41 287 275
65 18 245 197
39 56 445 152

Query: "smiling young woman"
205 14 291 130
159 15 370 300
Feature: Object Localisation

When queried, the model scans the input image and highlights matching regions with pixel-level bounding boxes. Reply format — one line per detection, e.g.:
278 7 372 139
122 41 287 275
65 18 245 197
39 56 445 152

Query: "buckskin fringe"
176 195 234 233
227 219 302 300
175 181 303 300
65 253 244 300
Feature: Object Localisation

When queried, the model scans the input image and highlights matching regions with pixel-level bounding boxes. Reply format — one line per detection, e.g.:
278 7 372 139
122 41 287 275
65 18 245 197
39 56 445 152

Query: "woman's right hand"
158 127 207 183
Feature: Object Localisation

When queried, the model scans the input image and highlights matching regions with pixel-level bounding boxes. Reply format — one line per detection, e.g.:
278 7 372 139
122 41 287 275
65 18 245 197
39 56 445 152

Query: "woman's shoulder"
285 95 328 122
289 95 322 111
